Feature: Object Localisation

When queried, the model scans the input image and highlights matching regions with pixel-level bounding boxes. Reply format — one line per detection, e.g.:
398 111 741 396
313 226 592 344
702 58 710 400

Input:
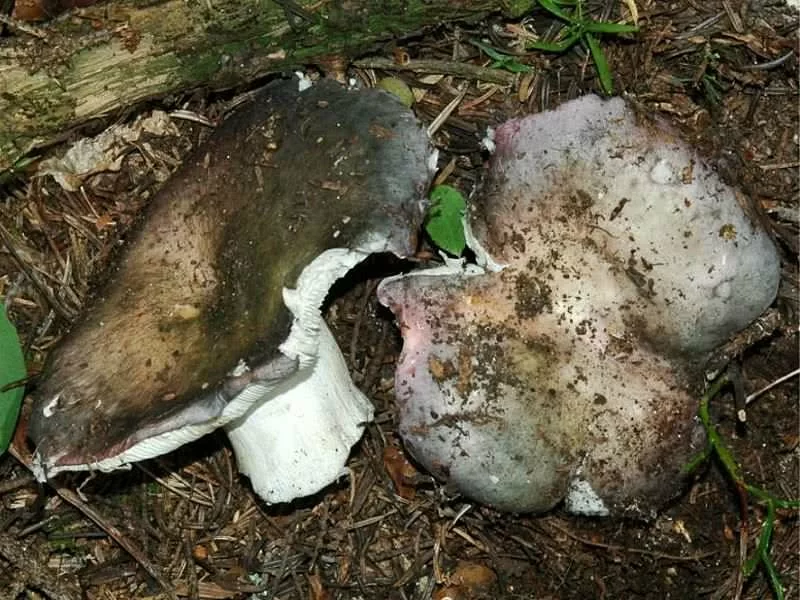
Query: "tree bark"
0 0 531 170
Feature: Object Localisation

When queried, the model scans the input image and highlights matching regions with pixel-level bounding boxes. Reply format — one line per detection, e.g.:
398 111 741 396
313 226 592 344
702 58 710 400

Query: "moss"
503 0 537 18
1 0 515 170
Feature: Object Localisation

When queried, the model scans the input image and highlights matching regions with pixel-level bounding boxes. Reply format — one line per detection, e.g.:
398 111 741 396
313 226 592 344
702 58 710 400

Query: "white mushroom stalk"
226 248 374 503
226 320 371 502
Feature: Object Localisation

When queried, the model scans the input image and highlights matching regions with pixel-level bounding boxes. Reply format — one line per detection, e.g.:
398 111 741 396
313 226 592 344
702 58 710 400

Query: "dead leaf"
307 573 332 600
383 445 420 500
434 561 497 599
93 213 117 231
450 561 497 589
172 580 237 599
192 544 208 561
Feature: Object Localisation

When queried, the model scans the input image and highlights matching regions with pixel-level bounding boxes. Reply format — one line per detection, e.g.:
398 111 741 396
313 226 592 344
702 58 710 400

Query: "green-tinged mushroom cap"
29 78 434 503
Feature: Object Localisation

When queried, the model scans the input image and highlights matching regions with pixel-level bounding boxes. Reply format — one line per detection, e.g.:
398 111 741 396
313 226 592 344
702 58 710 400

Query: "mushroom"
378 95 780 515
29 77 434 504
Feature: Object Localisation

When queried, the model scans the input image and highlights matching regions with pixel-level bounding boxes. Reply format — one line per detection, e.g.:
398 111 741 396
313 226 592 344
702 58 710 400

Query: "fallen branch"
0 0 527 170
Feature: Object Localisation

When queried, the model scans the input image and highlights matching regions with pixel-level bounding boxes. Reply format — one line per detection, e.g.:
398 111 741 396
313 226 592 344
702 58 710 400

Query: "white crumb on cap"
43 395 60 418
231 359 249 377
480 126 496 153
565 478 609 516
295 71 313 92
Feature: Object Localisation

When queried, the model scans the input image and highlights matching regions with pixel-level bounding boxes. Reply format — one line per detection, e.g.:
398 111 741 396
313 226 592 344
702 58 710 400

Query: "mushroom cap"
379 94 780 515
473 95 780 356
379 269 703 514
30 78 433 481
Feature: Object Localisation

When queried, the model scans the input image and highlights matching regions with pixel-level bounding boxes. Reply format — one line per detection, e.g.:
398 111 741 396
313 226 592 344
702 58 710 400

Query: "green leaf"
471 41 532 73
471 40 506 62
376 77 415 107
0 302 25 454
585 32 614 95
537 0 575 22
491 59 533 73
425 185 467 256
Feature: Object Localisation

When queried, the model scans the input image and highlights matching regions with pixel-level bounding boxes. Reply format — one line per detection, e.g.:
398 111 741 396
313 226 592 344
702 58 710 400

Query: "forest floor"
0 1 798 599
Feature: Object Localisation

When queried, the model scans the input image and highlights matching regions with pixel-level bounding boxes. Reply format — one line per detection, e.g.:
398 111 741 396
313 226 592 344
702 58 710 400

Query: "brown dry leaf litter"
1 1 798 598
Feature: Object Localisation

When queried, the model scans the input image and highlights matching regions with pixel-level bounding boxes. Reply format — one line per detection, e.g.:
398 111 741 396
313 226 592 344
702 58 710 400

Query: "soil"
0 1 798 599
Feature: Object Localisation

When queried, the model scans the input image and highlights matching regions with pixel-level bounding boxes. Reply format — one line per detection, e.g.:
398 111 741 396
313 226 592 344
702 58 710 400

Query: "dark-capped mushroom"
30 78 434 504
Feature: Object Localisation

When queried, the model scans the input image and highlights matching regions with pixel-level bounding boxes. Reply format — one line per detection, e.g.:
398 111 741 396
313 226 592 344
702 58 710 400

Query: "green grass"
471 40 533 74
528 0 638 95
687 375 800 600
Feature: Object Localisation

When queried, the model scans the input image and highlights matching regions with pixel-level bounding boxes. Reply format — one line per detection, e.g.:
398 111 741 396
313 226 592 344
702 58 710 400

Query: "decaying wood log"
0 0 530 170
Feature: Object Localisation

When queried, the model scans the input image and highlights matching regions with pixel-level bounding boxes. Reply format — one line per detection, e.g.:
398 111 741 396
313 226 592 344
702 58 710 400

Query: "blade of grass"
585 32 614 94
471 40 510 62
492 59 532 73
692 374 798 599
683 446 712 474
764 555 785 600
537 0 574 22
471 40 532 73
743 501 785 600
0 155 38 186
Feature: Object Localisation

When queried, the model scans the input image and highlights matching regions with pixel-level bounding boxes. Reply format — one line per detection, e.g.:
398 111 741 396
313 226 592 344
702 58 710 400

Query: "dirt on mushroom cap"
379 94 780 516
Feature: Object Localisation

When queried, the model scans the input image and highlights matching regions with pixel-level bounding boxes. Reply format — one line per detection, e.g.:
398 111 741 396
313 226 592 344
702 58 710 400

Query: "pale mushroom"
29 77 434 504
378 95 780 516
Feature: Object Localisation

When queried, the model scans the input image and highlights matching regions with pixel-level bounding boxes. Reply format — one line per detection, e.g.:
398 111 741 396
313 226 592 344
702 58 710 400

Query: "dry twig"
9 444 178 599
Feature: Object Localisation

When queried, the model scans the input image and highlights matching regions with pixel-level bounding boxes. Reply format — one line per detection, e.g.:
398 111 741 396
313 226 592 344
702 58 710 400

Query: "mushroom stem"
225 321 372 503
224 247 378 503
